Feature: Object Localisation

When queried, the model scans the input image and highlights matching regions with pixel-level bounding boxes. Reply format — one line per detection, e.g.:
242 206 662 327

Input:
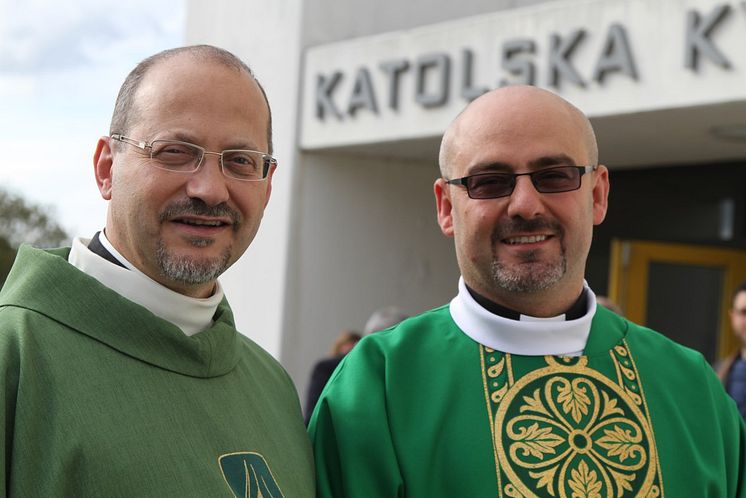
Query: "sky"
0 0 185 240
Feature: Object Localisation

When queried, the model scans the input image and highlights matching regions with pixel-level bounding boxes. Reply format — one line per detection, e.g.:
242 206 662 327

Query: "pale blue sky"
0 0 185 239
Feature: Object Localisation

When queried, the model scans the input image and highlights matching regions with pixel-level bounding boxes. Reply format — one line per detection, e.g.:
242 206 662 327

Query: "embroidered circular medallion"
493 358 659 497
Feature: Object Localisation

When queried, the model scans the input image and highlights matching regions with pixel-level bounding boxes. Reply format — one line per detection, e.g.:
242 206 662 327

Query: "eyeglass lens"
150 141 267 180
465 166 583 199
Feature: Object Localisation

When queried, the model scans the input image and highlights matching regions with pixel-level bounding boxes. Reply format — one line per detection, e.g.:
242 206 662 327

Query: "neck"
467 284 587 320
170 281 217 299
470 280 586 318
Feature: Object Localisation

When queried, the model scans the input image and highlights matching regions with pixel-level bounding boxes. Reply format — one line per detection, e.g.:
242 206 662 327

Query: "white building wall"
280 154 460 401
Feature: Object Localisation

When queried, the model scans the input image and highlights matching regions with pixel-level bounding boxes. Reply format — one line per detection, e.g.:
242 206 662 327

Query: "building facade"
186 0 746 401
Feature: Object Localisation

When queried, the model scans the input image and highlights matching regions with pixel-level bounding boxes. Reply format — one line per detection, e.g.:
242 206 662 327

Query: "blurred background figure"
330 330 363 357
596 295 624 316
304 306 410 423
304 330 362 424
363 305 410 334
718 282 746 418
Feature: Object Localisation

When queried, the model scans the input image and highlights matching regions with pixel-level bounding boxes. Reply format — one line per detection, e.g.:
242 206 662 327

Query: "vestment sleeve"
706 355 746 497
0 311 20 498
308 341 403 498
736 418 746 498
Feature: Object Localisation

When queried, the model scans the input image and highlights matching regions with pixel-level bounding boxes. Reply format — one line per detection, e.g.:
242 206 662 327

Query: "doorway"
607 239 746 363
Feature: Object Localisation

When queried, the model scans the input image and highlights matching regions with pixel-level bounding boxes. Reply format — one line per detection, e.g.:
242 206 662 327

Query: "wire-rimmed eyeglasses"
445 165 597 199
110 134 276 181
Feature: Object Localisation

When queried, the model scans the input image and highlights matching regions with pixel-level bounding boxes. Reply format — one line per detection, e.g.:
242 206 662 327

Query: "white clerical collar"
68 232 224 336
449 277 596 356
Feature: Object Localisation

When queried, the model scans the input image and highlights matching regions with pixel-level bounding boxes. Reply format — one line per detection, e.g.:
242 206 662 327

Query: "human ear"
591 165 610 225
93 137 114 201
434 178 455 237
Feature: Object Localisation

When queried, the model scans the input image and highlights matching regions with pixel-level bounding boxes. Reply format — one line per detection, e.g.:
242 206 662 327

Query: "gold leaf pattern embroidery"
556 378 591 423
601 391 625 418
529 466 558 496
568 461 603 498
597 425 644 463
610 468 636 496
486 343 663 498
512 422 564 459
520 388 551 417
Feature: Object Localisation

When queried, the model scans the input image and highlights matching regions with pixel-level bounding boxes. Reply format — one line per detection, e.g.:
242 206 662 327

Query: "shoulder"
623 320 728 402
235 332 283 368
356 304 456 353
234 333 297 387
1 245 79 316
327 304 466 386
0 297 61 349
624 320 706 368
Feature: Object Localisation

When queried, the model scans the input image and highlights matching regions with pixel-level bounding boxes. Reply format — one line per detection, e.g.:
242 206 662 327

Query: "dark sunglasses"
445 165 597 199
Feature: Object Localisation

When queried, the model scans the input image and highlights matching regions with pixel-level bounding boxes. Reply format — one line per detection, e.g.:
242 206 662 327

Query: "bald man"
309 86 746 497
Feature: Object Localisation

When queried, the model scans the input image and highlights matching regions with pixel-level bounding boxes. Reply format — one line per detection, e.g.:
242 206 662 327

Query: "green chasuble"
0 246 315 497
309 304 746 497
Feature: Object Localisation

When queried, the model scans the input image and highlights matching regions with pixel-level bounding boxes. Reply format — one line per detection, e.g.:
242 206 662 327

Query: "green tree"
0 188 70 287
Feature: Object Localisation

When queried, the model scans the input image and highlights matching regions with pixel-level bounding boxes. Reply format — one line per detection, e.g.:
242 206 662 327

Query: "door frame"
608 239 746 360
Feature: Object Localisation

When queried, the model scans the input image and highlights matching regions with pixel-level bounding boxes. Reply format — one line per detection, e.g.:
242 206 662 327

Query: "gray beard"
490 249 566 293
156 238 231 285
489 217 567 293
155 198 240 285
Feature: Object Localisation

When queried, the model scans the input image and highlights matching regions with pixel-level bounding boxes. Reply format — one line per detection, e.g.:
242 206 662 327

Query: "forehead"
131 55 269 147
447 91 590 175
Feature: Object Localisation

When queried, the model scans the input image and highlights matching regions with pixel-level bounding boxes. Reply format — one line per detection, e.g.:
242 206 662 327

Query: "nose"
184 152 230 206
505 175 546 219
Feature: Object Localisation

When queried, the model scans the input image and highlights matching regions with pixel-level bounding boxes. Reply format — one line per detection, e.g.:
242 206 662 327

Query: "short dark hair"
733 281 746 306
109 45 273 154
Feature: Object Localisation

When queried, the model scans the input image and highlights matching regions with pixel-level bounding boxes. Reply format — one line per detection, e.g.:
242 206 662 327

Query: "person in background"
309 85 746 497
363 305 410 334
331 329 364 356
304 306 409 423
304 330 362 424
718 281 746 418
0 45 314 496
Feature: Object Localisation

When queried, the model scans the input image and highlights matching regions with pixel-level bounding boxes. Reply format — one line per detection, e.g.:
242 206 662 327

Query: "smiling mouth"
504 235 550 245
174 218 229 228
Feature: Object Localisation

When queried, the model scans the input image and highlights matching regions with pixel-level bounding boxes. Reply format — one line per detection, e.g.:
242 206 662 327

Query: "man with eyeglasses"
309 86 746 497
0 45 314 496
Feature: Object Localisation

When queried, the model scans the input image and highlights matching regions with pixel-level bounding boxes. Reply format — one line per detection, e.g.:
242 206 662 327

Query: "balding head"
439 86 597 179
110 45 274 154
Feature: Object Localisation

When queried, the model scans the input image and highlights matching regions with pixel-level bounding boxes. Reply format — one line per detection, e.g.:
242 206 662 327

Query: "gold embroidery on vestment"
481 345 504 494
481 343 663 497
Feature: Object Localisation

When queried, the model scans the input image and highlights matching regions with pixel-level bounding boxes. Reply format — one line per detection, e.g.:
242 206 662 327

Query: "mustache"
159 198 242 231
491 217 563 245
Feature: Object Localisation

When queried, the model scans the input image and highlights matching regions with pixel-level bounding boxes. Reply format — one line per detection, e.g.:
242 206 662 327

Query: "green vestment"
310 304 746 497
0 246 315 497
